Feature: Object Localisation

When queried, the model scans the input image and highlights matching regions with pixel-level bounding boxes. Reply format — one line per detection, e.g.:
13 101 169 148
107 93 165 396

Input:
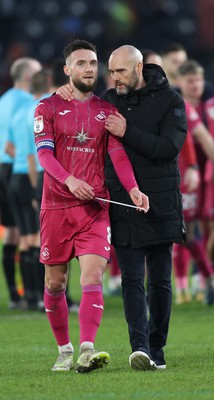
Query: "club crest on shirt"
95 111 107 121
34 115 44 133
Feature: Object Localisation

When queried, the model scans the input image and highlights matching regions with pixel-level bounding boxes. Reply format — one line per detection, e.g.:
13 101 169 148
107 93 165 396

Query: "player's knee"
80 268 103 286
45 275 67 292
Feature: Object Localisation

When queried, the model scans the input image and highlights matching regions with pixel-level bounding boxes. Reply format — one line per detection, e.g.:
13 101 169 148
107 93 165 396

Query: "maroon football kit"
34 94 138 263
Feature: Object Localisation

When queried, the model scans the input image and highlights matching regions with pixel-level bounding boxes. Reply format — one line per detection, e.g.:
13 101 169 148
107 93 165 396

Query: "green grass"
0 242 214 400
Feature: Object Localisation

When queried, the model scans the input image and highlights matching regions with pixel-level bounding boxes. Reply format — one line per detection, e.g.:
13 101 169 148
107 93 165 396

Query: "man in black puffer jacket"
103 45 187 371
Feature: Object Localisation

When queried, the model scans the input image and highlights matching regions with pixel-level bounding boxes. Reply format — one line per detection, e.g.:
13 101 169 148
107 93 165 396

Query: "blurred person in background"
5 59 43 310
141 49 163 67
161 43 187 88
0 57 41 309
177 60 214 304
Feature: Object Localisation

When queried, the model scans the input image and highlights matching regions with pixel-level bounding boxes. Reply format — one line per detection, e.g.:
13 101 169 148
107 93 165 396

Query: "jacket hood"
142 63 169 91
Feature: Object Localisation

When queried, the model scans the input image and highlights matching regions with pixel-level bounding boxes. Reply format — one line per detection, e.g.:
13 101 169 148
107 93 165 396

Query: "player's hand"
129 187 149 212
183 167 200 192
105 111 127 137
56 84 74 101
65 176 94 200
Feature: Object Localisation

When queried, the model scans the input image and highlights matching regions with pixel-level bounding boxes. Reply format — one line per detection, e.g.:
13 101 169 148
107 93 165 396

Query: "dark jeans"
115 243 173 354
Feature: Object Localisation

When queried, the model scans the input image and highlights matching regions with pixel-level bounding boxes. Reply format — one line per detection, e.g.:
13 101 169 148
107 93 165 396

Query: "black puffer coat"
103 64 187 247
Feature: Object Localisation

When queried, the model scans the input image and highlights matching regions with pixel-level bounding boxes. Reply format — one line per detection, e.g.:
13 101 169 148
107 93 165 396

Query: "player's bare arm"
105 111 126 137
64 175 94 200
129 187 149 212
56 84 74 101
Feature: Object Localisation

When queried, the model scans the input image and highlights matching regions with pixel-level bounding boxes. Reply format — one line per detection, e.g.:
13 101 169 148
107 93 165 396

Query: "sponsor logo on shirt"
34 115 44 133
71 124 93 144
35 132 47 138
59 110 72 116
95 111 107 121
67 146 94 153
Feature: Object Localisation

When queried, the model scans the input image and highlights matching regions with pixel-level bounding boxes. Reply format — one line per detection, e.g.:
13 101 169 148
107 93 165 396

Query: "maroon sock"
44 286 70 346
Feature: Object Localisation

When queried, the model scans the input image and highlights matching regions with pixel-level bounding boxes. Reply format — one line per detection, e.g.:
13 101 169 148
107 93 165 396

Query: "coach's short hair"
63 39 97 62
178 60 204 76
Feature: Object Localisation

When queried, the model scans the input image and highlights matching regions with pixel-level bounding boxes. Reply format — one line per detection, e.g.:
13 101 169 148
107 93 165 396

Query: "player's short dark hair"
63 40 97 62
161 43 186 56
178 59 204 76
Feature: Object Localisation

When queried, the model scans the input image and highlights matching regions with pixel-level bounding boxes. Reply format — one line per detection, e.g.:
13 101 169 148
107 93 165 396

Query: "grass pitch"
0 244 214 400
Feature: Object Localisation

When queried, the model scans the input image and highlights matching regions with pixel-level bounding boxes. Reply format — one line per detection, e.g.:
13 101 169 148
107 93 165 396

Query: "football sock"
44 286 70 346
79 284 104 344
173 244 190 284
29 246 45 298
58 342 74 354
187 240 213 277
2 244 19 302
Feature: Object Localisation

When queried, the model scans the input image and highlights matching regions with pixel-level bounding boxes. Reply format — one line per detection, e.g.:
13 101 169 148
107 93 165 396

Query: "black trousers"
115 243 173 354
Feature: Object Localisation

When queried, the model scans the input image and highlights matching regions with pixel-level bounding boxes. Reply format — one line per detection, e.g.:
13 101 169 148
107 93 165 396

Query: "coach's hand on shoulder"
56 84 74 101
65 175 94 200
129 187 150 212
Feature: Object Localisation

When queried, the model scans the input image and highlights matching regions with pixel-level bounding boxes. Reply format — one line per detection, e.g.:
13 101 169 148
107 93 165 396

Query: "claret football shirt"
34 94 132 209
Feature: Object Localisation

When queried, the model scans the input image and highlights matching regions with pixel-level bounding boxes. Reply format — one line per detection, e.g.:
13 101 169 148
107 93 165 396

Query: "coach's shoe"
150 348 166 370
76 345 110 373
129 351 157 371
51 351 74 371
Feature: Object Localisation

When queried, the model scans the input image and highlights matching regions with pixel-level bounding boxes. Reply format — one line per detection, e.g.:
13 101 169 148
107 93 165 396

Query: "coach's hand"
65 176 94 200
129 187 149 212
105 111 127 137
56 84 74 101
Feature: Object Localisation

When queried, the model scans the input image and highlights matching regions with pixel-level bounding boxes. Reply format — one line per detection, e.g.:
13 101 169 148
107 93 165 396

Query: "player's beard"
115 68 139 95
72 77 97 93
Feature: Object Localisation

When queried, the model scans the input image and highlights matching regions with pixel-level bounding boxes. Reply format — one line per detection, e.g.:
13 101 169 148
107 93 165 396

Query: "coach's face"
64 49 98 93
108 50 142 95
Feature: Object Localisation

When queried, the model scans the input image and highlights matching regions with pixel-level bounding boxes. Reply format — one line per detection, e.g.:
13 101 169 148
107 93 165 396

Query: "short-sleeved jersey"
34 94 122 209
0 88 33 163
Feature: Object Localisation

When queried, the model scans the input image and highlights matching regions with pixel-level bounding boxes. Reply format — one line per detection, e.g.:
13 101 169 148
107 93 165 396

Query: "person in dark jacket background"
103 45 187 371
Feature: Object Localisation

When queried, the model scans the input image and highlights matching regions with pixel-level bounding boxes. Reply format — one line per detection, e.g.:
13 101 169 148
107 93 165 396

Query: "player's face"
108 56 140 95
163 50 187 78
179 73 205 100
65 49 98 92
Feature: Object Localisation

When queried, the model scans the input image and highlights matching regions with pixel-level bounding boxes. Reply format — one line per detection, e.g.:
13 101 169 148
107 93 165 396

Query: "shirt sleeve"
185 101 201 132
34 99 70 185
108 134 138 193
179 130 197 166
